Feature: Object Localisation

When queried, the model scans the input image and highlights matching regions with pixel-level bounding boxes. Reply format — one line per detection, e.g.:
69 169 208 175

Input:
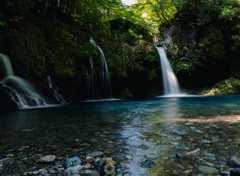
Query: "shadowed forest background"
0 0 240 109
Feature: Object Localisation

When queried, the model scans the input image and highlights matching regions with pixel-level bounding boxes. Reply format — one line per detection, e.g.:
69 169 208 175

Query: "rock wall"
0 83 18 112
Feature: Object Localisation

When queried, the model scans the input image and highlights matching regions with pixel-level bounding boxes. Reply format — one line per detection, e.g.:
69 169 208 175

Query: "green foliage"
200 78 240 95
117 88 134 99
146 68 158 80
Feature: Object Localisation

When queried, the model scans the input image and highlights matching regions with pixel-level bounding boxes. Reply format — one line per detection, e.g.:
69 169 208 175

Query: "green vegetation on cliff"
1 0 240 102
0 0 162 100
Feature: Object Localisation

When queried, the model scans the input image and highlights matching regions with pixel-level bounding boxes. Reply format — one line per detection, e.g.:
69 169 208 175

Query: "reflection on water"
1 96 240 175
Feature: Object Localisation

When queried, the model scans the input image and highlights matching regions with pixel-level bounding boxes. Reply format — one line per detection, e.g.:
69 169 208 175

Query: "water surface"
1 95 240 175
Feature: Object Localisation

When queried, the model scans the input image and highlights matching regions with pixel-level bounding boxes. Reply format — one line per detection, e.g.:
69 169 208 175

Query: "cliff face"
0 83 18 112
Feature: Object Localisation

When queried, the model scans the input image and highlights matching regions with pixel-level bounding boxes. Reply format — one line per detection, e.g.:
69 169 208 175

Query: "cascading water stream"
155 46 182 95
88 37 113 99
0 53 47 108
47 76 66 104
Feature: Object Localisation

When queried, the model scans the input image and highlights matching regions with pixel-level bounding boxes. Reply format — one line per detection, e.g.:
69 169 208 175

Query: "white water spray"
155 46 182 95
47 75 66 104
88 37 113 99
0 53 47 108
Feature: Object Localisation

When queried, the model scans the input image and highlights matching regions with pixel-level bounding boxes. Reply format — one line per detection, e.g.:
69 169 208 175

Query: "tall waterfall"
88 37 113 99
47 75 66 104
156 47 182 95
0 53 47 108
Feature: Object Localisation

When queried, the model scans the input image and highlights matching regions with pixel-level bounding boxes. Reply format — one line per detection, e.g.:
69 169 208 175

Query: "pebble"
185 122 194 125
198 166 219 174
81 170 100 176
65 157 82 168
93 157 105 171
37 155 56 163
195 130 204 134
140 160 156 168
104 158 116 165
172 169 179 175
170 130 188 135
63 165 84 175
87 152 104 158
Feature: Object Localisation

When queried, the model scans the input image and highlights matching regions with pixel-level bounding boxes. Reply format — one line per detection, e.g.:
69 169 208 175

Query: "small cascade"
47 76 66 104
0 53 47 108
155 46 182 95
87 37 113 99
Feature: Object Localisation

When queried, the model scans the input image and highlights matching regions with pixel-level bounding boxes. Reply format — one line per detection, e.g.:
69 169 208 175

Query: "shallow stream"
1 95 240 175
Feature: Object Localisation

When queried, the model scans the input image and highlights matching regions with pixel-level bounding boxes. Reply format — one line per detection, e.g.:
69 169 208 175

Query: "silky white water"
47 75 66 104
156 47 182 95
0 53 47 108
88 37 113 99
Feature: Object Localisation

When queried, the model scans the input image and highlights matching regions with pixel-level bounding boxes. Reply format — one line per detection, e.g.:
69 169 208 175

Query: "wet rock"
202 140 211 144
33 171 39 175
176 153 182 158
198 166 219 174
145 153 159 160
125 155 132 159
230 168 240 176
221 171 230 176
49 169 55 174
37 155 56 163
4 147 17 153
93 157 105 171
83 163 92 170
140 160 156 168
186 148 200 157
183 170 190 174
63 165 84 175
228 157 240 168
195 130 203 134
65 157 82 168
185 122 194 126
205 153 215 157
170 130 188 136
103 158 116 165
38 169 48 175
205 162 214 167
104 164 115 175
16 156 24 160
172 170 179 175
0 158 14 164
87 152 104 158
81 170 100 176
172 164 185 170
56 170 63 174
86 157 94 163
138 145 148 149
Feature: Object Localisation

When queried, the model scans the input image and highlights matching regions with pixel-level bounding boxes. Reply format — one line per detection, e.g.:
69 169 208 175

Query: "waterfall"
88 37 113 99
0 53 47 108
156 46 182 95
47 75 66 104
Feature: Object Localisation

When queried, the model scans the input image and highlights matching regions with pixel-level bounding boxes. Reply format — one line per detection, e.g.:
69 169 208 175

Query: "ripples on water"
1 95 240 175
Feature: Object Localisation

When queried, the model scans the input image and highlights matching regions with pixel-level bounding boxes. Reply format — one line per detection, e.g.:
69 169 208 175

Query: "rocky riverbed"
1 97 240 175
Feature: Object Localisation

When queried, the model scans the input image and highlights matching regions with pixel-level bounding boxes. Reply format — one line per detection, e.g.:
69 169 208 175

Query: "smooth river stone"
37 155 56 163
195 130 203 134
170 130 188 136
81 170 100 176
198 166 219 174
65 157 82 168
230 168 240 176
87 152 104 158
185 122 194 126
145 153 159 160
